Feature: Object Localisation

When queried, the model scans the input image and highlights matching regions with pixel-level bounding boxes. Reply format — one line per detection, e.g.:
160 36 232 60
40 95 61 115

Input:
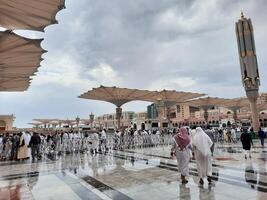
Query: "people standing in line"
226 129 232 143
1 133 8 160
53 132 61 152
205 125 215 156
25 132 31 159
258 127 266 148
17 132 28 161
10 133 20 160
62 132 69 152
231 128 237 143
192 127 213 185
91 132 99 154
218 128 223 142
241 128 253 159
100 129 107 152
171 127 191 184
69 131 74 152
73 132 80 152
29 132 41 161
2 134 12 160
114 130 121 150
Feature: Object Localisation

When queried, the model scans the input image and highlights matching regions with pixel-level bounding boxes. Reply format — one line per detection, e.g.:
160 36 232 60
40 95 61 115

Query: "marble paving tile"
31 175 82 200
0 184 33 200
1 143 267 199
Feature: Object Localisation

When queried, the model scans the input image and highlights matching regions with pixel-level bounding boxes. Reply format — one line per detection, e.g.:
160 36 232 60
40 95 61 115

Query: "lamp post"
89 112 94 129
235 12 260 131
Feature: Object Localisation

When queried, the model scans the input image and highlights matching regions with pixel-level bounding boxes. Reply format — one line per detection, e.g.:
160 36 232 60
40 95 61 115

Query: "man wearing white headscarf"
25 132 31 159
91 132 99 154
192 127 213 185
17 132 28 160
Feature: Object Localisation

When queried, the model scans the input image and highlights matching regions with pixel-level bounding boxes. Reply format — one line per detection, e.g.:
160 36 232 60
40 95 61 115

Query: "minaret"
235 12 260 131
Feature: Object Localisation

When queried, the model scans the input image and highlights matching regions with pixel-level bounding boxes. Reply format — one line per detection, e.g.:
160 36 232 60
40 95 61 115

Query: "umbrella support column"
116 107 122 130
233 109 238 123
249 96 260 132
203 108 209 126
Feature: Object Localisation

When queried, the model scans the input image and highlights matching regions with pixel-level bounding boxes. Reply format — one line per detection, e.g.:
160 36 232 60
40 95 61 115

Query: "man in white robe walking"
192 127 213 185
17 132 28 160
171 127 191 184
25 132 31 159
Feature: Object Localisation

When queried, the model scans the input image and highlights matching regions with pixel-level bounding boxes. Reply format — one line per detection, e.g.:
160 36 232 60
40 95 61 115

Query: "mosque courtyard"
0 142 267 200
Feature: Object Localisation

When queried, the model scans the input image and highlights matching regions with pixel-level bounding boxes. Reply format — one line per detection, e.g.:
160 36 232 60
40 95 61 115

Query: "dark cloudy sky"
3 0 267 127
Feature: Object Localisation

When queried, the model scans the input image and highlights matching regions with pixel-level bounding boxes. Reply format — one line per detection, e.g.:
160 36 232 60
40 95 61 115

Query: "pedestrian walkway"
0 142 267 200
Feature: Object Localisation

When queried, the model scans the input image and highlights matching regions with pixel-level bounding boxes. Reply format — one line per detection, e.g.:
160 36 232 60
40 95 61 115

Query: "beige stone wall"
0 115 15 131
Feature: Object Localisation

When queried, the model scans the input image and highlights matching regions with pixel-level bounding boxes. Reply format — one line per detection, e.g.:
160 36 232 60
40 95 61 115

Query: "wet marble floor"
1 142 267 200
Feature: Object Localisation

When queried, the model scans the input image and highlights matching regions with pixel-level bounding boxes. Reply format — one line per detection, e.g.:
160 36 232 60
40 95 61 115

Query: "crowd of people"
0 128 174 161
0 125 266 186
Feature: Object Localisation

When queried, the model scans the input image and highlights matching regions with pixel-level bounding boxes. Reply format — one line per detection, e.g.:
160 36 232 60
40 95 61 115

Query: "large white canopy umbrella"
185 97 231 124
79 86 158 129
0 0 65 31
0 31 45 91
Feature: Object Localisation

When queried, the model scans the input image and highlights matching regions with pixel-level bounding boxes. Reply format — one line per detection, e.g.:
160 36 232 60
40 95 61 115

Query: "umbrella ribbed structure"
28 122 43 127
185 97 231 123
0 0 65 92
222 98 250 110
141 89 205 129
79 85 157 107
33 118 59 129
185 97 231 108
0 31 46 91
79 86 158 129
143 89 205 106
0 0 65 31
33 119 58 124
221 98 250 122
79 86 205 129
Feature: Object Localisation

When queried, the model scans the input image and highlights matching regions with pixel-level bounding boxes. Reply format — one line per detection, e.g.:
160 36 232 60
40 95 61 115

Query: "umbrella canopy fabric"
28 122 43 126
0 31 45 91
58 119 76 125
33 119 59 124
142 89 205 106
0 0 65 31
79 86 158 107
185 97 231 109
221 97 250 110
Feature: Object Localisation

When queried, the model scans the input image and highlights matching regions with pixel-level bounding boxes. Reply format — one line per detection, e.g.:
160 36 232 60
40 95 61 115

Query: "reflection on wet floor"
0 142 267 199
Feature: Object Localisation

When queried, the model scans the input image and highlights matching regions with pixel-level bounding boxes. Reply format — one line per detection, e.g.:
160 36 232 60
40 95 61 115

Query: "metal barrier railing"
36 134 174 157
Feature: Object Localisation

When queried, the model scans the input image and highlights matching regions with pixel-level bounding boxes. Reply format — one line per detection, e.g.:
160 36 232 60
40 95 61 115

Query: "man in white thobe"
17 132 28 160
100 130 107 152
192 127 213 185
62 132 69 152
25 132 31 159
91 132 99 154
231 128 237 143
